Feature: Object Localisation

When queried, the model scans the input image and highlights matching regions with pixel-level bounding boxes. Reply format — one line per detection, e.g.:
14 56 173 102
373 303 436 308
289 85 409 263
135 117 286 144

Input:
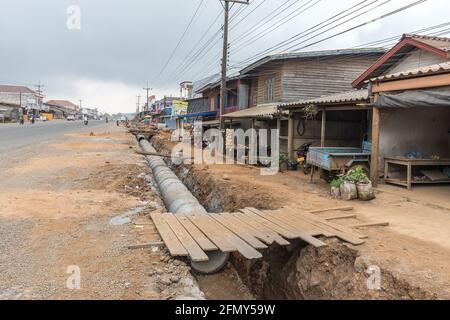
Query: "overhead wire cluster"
152 0 444 93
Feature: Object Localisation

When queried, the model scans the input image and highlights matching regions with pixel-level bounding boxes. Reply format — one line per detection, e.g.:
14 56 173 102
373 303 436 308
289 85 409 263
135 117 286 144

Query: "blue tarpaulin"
178 111 217 119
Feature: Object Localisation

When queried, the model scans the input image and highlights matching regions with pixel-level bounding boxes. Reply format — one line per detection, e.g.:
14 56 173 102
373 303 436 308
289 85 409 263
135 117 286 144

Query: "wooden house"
223 48 386 153
279 34 450 188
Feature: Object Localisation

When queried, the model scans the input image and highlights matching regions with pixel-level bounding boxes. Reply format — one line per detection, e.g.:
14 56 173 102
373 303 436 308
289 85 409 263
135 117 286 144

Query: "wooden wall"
384 48 447 75
281 55 381 102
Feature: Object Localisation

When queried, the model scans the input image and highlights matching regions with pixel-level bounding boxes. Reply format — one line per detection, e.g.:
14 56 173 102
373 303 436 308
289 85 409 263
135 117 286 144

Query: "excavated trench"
147 134 434 300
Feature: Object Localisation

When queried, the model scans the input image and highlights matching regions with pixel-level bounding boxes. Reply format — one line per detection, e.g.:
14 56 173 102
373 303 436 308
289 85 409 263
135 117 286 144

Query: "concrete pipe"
136 135 229 274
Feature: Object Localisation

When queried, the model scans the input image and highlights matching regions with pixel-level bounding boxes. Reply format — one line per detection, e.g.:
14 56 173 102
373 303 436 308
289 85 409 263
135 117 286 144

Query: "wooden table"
384 157 450 190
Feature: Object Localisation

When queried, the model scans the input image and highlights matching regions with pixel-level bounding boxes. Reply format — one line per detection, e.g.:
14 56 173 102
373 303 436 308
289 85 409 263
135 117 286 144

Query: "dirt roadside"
0 125 203 300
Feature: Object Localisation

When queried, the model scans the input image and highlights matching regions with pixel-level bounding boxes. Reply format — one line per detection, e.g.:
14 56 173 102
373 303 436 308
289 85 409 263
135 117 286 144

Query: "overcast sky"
0 0 448 114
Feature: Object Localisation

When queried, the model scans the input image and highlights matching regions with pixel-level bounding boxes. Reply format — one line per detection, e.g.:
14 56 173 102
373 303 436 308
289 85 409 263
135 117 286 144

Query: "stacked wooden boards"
150 206 367 262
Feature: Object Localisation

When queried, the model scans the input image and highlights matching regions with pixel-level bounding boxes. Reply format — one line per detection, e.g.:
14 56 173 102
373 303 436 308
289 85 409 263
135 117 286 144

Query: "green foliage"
279 153 289 164
330 177 343 188
345 167 370 184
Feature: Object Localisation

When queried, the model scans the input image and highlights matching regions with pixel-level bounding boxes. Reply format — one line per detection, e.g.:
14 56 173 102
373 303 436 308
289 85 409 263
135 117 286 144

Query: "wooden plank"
183 214 236 253
284 207 366 245
150 213 188 257
371 105 380 187
308 206 354 214
350 222 389 228
176 215 218 251
288 113 294 160
230 212 290 246
248 208 326 248
322 213 358 221
128 241 164 250
304 210 368 240
321 110 326 147
162 214 209 262
372 73 450 93
273 209 325 236
208 214 268 250
186 214 263 259
281 207 334 237
421 170 448 181
227 213 275 245
240 208 298 239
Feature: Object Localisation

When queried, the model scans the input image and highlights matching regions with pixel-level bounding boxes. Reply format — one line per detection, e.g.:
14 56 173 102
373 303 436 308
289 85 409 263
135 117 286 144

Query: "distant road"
0 120 108 153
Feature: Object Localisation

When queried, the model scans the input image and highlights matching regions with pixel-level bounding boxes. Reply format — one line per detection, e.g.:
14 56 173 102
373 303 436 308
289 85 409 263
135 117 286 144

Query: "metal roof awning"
193 119 220 127
279 90 370 110
368 62 450 83
221 103 285 119
178 111 217 119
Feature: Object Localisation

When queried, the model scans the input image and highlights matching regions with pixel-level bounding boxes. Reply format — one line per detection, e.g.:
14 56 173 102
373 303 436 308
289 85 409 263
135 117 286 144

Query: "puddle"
109 207 147 226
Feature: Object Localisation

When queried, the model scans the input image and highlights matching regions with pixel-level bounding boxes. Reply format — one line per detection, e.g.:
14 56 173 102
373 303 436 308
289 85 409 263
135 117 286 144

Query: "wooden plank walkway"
150 207 382 262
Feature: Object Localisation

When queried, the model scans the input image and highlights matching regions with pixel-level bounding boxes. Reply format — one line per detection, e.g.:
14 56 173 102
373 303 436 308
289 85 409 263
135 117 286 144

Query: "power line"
288 0 428 52
231 0 384 68
171 0 297 83
229 0 428 71
231 0 323 54
159 10 223 86
161 0 263 86
232 0 312 46
152 0 205 84
198 0 374 77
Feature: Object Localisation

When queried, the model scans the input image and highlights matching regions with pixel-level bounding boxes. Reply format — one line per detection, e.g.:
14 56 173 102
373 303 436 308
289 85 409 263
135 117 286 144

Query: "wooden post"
288 112 294 160
321 109 326 147
371 104 381 187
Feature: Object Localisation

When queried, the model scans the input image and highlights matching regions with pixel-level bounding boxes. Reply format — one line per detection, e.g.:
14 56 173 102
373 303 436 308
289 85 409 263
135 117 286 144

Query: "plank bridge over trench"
150 206 371 262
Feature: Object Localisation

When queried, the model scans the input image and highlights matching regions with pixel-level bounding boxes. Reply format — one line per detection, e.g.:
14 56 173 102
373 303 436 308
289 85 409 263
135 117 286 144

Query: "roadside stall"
280 90 373 180
369 62 450 189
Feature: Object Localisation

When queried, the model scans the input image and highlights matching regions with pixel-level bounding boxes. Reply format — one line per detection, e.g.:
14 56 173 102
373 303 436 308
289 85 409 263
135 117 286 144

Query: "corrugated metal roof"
279 90 369 109
46 100 78 110
369 61 450 82
240 48 387 75
199 120 220 126
353 34 450 88
222 103 285 119
404 34 450 52
0 85 35 94
194 73 240 94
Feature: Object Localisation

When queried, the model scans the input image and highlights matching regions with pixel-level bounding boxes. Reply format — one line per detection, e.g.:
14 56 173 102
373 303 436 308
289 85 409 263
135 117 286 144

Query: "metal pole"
136 95 141 114
143 83 152 112
219 1 229 132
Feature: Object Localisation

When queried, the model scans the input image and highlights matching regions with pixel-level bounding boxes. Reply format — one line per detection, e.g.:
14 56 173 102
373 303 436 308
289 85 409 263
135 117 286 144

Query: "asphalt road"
0 120 108 153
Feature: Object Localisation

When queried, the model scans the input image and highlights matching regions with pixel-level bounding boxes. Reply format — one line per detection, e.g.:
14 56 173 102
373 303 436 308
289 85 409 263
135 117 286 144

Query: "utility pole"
219 0 249 132
34 81 44 111
136 95 141 114
143 83 152 112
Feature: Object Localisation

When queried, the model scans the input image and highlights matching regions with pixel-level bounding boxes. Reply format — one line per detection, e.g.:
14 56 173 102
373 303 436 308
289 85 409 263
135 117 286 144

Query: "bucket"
340 181 358 201
357 182 375 201
287 160 298 171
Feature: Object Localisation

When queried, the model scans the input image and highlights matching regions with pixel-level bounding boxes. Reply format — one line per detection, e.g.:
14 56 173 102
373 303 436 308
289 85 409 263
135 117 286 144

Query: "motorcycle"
296 142 313 175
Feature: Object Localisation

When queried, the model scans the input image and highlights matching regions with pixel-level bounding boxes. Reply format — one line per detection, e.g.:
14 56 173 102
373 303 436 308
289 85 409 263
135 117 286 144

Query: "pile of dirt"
73 162 155 201
233 239 433 300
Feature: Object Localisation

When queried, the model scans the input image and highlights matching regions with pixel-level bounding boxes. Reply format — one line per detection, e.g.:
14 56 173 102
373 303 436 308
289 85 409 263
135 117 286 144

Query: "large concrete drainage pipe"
136 135 229 274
